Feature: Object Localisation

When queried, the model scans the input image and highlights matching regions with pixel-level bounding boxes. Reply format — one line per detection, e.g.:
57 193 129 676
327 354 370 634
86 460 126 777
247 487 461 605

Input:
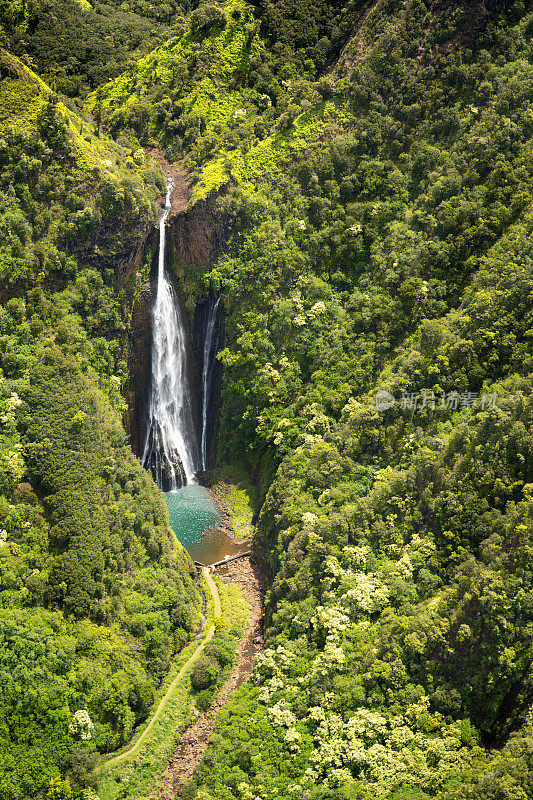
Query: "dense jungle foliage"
0 42 201 800
1 0 533 798
0 0 189 96
92 0 533 797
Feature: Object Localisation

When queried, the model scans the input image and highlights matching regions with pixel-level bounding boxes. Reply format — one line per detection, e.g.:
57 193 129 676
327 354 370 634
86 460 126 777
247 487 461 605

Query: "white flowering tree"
68 710 94 740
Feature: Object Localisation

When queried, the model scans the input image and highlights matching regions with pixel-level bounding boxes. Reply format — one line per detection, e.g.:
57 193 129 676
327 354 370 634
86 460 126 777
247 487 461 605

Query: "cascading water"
200 295 221 472
142 179 199 490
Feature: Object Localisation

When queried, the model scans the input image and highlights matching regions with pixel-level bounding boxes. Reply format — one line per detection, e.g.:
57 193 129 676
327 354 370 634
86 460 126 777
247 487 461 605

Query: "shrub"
196 689 214 711
190 654 218 691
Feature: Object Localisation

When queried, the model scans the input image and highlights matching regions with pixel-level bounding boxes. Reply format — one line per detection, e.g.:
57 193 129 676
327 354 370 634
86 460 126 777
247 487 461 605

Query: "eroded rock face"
65 213 155 287
193 296 224 473
170 195 231 267
116 230 154 286
127 278 155 457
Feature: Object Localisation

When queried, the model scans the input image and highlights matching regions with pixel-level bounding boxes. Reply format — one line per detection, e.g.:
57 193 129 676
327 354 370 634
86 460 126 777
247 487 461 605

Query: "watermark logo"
375 390 396 411
375 389 498 412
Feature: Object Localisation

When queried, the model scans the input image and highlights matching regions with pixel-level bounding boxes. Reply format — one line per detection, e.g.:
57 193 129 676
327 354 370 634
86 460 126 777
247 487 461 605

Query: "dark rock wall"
126 272 158 456
169 194 232 268
193 296 225 474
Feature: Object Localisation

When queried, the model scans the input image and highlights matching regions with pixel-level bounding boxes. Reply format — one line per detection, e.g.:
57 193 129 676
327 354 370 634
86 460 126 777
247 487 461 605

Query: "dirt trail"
157 557 264 799
204 568 221 617
101 567 218 770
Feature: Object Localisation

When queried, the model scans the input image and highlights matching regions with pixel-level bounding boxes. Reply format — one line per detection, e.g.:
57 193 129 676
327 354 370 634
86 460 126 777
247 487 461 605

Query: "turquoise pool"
164 484 245 565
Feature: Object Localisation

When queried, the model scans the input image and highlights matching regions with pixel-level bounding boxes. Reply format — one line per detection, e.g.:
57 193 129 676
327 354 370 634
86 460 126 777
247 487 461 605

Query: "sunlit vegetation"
95 1 533 798
0 0 188 97
212 464 256 540
96 576 250 800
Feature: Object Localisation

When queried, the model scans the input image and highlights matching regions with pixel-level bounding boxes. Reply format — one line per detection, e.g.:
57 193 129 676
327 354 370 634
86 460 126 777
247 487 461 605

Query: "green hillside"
0 46 201 800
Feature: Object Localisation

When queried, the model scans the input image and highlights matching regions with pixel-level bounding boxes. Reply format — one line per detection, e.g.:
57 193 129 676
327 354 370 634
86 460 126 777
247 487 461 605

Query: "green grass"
228 485 255 540
216 464 256 541
216 573 250 634
96 575 250 800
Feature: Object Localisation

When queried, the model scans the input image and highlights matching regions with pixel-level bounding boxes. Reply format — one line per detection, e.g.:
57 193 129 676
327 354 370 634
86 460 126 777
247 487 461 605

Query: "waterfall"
142 179 199 490
200 295 221 471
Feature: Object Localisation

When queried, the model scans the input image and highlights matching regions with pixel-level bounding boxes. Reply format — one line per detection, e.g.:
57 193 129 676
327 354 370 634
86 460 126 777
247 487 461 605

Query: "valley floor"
156 556 265 799
103 567 220 771
95 478 264 800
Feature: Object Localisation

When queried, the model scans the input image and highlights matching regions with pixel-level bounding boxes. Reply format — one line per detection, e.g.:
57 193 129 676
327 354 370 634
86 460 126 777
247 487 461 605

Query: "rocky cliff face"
116 228 155 286
65 209 156 286
126 275 156 457
175 196 230 473
193 295 225 476
169 194 232 268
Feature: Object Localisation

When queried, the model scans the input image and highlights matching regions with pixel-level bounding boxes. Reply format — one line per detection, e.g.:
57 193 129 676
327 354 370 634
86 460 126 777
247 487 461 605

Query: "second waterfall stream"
200 295 221 472
142 179 199 490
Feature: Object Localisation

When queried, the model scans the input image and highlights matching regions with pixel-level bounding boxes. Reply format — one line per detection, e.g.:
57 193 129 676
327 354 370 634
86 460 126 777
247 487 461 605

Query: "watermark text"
375 389 498 412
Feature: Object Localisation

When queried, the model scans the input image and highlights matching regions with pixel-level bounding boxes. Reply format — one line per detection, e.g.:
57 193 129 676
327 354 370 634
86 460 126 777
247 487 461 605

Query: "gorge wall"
126 193 231 471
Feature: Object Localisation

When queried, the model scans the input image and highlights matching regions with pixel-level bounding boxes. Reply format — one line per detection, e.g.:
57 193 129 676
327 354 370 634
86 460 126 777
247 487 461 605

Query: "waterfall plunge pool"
148 180 235 564
164 485 246 565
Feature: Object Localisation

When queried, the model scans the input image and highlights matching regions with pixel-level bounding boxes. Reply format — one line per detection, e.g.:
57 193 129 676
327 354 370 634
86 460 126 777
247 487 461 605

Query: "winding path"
158 556 264 799
102 567 219 769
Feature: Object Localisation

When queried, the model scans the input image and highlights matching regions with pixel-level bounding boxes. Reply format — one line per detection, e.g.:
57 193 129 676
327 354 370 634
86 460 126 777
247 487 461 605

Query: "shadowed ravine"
200 295 222 472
